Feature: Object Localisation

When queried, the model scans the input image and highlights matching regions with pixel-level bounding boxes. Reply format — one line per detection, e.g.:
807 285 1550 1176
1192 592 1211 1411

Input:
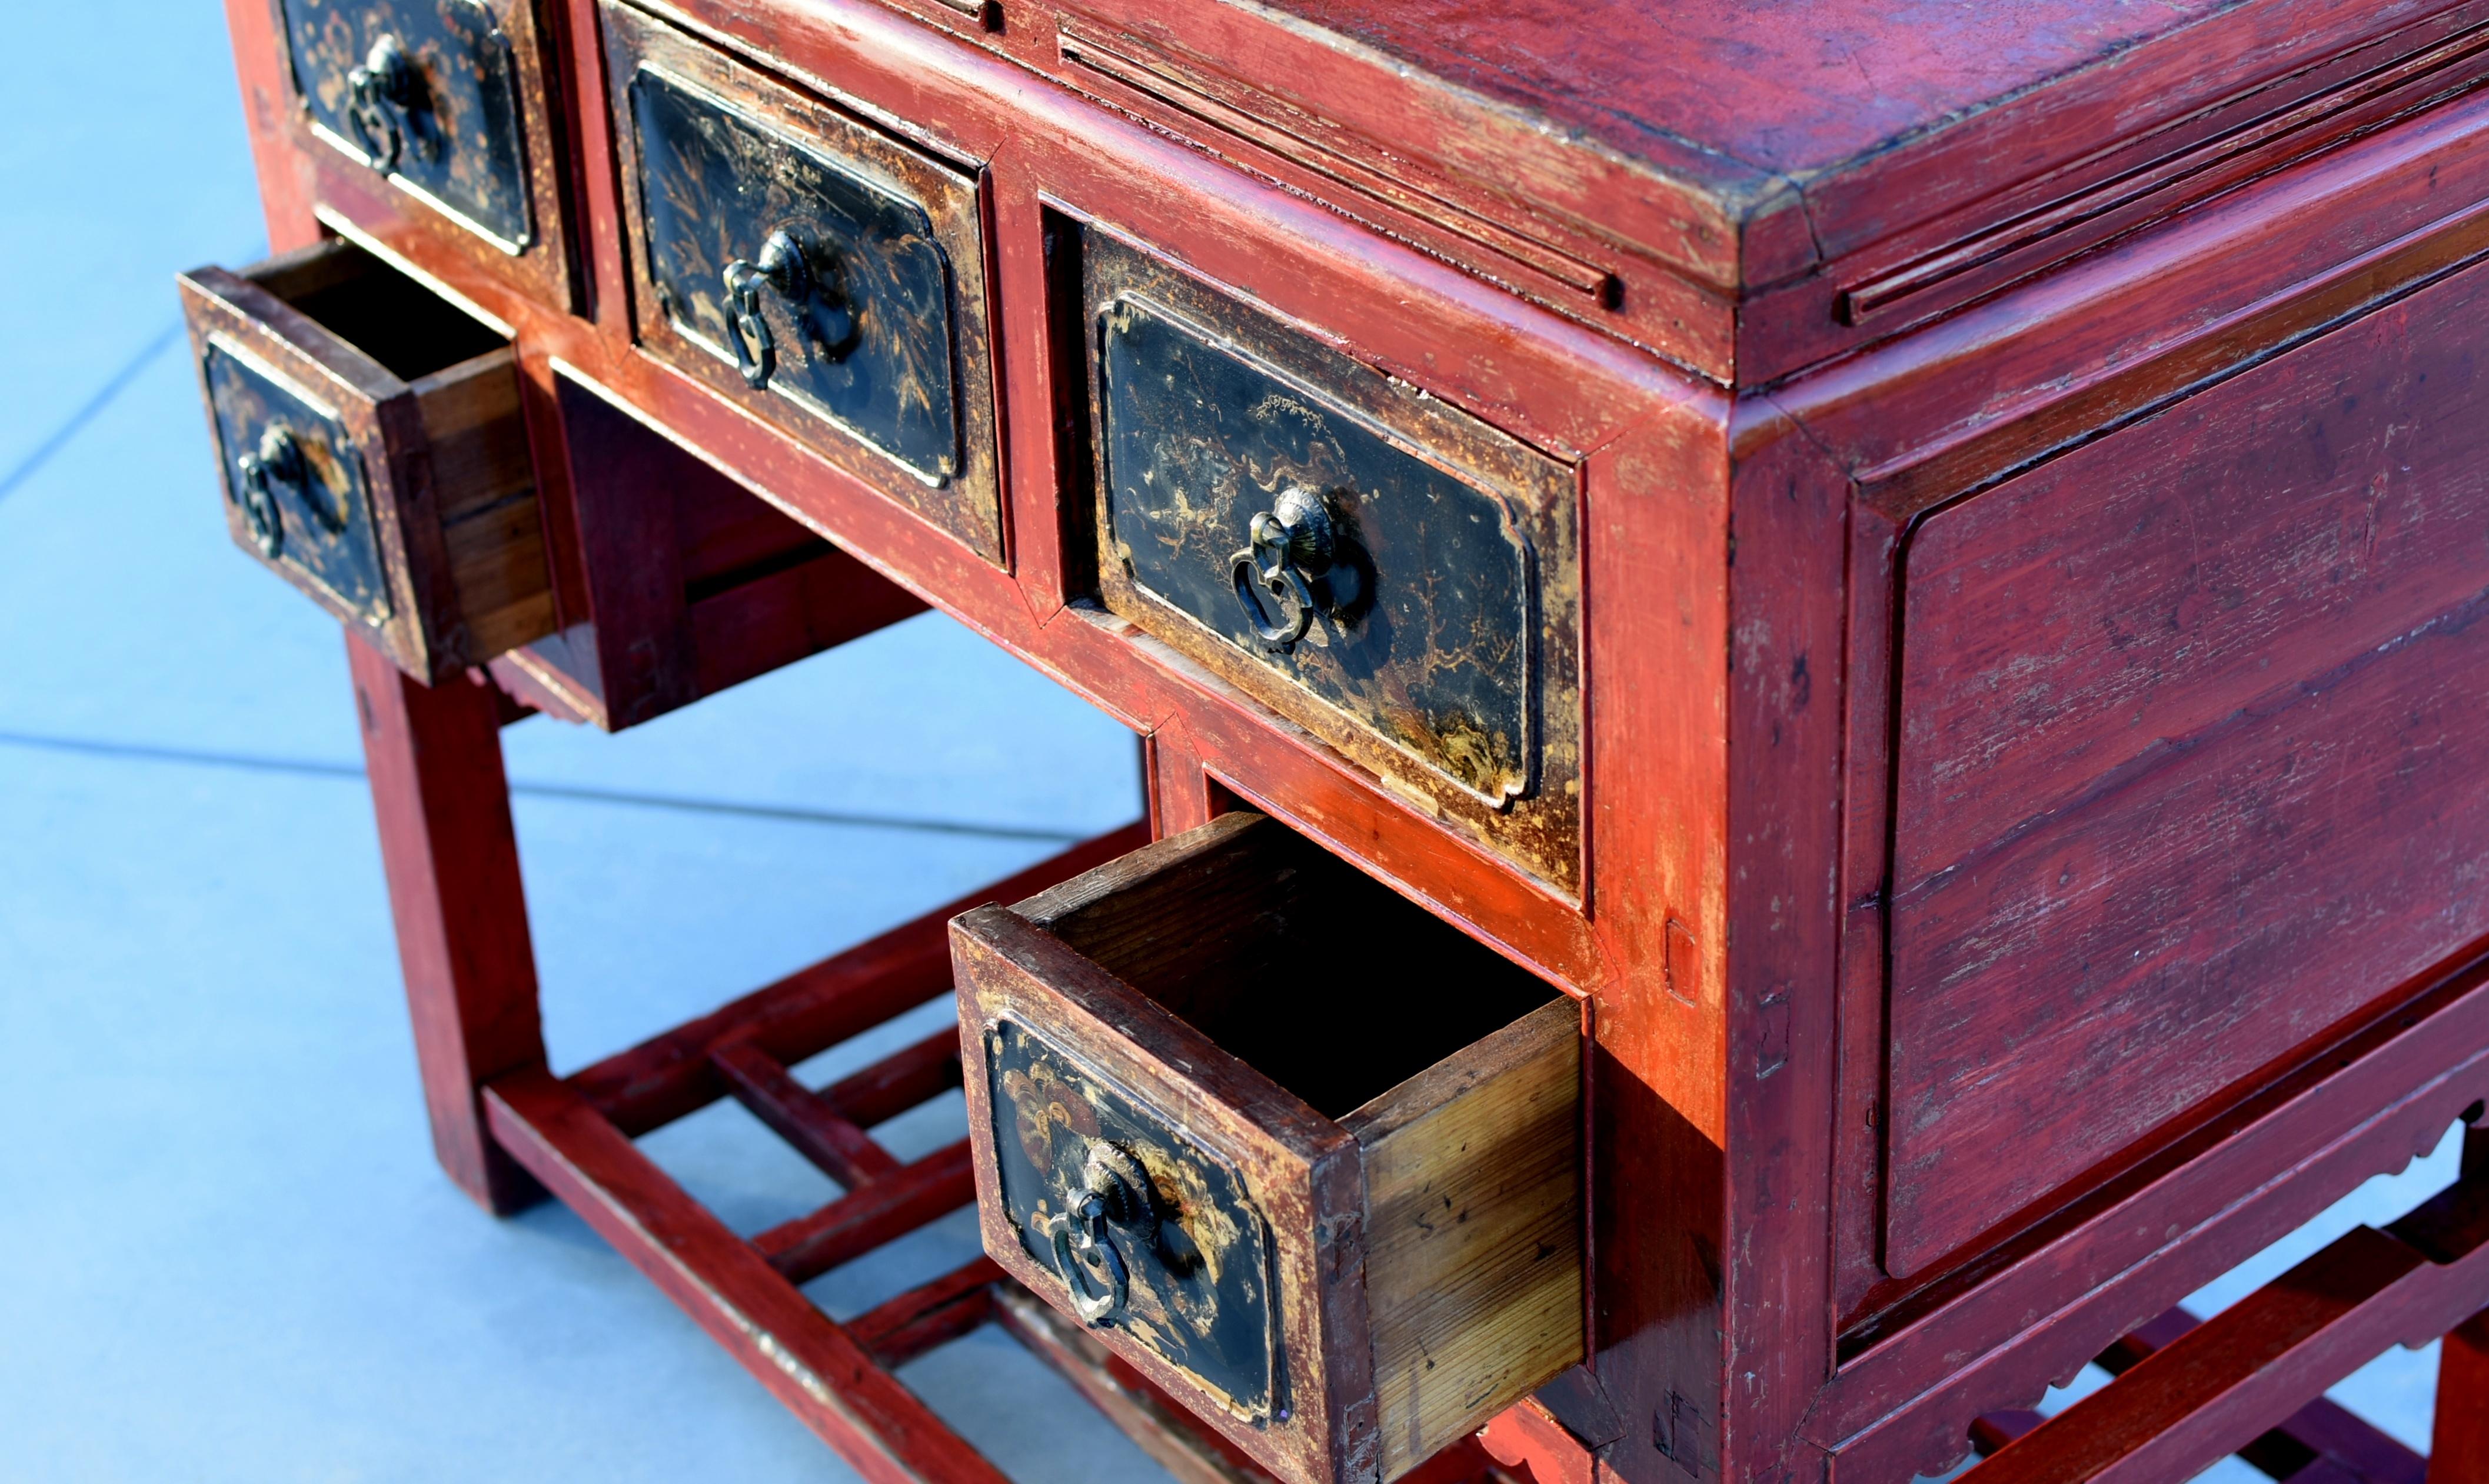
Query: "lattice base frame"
471 826 1500 1484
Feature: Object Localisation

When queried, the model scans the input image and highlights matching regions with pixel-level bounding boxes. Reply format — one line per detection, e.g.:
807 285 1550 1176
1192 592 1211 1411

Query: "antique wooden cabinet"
192 0 2489 1479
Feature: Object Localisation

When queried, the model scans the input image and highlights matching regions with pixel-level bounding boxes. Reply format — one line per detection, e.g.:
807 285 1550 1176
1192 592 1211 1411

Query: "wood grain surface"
1884 264 2489 1276
1344 999 1581 1479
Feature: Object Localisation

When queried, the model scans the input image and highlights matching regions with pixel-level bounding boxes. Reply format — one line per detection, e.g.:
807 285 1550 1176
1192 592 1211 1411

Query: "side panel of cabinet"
1881 268 2489 1277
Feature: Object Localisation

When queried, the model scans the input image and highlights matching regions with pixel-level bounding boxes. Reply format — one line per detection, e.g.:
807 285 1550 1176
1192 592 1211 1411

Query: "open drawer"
178 239 552 683
952 813 1582 1484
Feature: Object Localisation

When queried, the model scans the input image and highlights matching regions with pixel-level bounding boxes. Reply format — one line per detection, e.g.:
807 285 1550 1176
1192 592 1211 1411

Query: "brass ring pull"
234 425 311 558
1230 486 1335 655
1039 1140 1158 1327
347 34 435 172
722 227 858 391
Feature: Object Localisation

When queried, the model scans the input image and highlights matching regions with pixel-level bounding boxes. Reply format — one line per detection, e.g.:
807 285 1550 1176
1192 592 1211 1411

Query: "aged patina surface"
1084 229 1584 895
628 66 962 485
1101 296 1535 804
201 0 2489 1478
199 340 392 626
277 0 535 249
598 1 1007 563
986 1017 1282 1425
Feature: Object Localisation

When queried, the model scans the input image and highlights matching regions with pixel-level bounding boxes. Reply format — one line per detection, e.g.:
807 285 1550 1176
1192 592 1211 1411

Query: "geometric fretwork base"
468 824 1500 1484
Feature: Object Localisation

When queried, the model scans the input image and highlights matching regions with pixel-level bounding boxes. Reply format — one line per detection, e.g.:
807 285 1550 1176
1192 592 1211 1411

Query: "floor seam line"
0 320 187 505
0 728 1088 844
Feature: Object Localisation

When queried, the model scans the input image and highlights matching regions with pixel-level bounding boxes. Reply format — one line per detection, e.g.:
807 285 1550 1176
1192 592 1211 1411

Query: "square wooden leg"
2434 1126 2489 1483
350 634 548 1215
2435 1310 2489 1484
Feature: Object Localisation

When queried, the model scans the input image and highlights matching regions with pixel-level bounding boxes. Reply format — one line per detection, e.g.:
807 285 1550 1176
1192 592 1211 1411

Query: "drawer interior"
247 242 508 379
1039 815 1562 1119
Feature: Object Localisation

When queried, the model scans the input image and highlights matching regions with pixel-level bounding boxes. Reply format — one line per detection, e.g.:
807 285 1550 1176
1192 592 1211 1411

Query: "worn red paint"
204 0 2489 1478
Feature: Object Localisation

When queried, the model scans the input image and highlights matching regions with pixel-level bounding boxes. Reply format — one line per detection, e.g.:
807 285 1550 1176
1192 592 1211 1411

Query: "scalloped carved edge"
1877 1076 2489 1482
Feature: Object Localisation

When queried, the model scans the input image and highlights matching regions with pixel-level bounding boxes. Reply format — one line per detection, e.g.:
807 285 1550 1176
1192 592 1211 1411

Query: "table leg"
2434 1312 2489 1482
2434 1126 2489 1483
350 634 549 1215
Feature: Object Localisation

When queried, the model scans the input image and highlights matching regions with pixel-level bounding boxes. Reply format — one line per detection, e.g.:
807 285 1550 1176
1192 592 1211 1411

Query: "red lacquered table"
182 0 2489 1478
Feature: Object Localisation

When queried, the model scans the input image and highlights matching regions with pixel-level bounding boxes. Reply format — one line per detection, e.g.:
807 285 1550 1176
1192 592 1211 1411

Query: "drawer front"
179 242 551 684
1083 231 1583 896
1879 267 2489 1277
986 1017 1280 1422
602 3 1004 563
201 341 391 624
277 0 535 251
956 813 1582 1484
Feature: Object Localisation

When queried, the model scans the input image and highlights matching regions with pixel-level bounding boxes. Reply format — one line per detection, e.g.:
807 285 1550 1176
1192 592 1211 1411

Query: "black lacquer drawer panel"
275 0 546 258
986 1018 1280 1420
200 343 392 624
1082 231 1584 894
601 2 1004 564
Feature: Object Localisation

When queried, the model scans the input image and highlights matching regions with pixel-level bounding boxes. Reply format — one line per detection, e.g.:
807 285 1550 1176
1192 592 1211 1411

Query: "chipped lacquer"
1082 228 1584 897
600 0 1006 564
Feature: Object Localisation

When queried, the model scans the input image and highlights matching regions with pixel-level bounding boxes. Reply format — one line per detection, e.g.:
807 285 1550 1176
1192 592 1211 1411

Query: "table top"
1266 0 2238 182
1202 0 2463 293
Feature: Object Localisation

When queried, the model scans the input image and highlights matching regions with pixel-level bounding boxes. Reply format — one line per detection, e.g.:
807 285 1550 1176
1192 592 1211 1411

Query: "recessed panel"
1881 282 2489 1277
630 66 961 484
600 2 1006 563
1083 229 1584 896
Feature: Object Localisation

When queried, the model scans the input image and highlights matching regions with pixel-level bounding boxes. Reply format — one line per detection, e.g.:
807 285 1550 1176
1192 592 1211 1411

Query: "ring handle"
1046 1198 1131 1325
723 227 858 391
722 257 777 390
234 425 311 558
1228 487 1335 655
347 34 431 171
1038 1139 1159 1327
1232 547 1317 650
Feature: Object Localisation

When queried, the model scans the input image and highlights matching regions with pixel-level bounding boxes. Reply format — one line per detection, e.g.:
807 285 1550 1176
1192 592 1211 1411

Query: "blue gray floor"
0 4 2455 1479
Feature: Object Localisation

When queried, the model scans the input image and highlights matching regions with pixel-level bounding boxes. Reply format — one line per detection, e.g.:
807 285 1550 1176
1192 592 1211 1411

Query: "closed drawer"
1077 228 1584 896
272 0 571 302
178 239 553 683
953 813 1583 1484
599 2 1004 564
